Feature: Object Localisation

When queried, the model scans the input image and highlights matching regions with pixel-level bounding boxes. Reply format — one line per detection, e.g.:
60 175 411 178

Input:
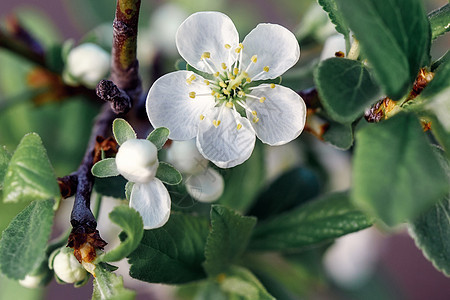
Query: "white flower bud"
66 43 110 88
166 139 208 175
115 139 159 183
52 248 87 284
19 274 44 289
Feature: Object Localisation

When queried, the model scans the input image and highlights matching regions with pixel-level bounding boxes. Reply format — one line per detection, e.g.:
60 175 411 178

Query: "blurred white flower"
167 139 224 203
115 139 170 229
64 43 110 88
426 87 450 131
51 247 87 284
147 11 306 168
320 34 346 61
19 274 44 289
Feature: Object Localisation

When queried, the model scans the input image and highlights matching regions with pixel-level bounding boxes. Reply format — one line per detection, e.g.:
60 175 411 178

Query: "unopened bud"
50 247 88 284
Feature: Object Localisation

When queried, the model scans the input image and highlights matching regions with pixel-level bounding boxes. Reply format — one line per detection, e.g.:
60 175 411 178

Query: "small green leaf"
322 120 354 150
428 3 450 40
92 263 136 300
113 118 136 146
220 266 275 300
128 213 209 284
353 113 449 226
204 205 257 276
3 133 60 204
146 127 169 150
155 162 182 185
250 192 373 251
0 199 54 280
315 58 380 123
318 0 350 43
99 206 144 263
0 146 11 189
92 158 119 178
247 167 321 220
336 0 431 99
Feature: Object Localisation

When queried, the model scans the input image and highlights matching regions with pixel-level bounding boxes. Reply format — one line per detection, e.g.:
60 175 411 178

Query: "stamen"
221 63 227 70
219 81 227 88
204 80 210 85
233 68 239 75
238 91 246 98
225 102 233 108
201 52 210 59
186 74 196 84
214 71 220 77
259 96 266 103
263 66 269 72
224 44 231 49
237 124 242 130
189 92 196 99
270 83 276 89
200 114 205 120
251 55 258 63
252 117 260 123
213 120 221 127
252 110 257 116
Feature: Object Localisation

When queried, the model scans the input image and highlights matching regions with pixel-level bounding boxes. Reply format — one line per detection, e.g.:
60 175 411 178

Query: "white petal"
241 24 300 80
247 84 306 145
197 107 256 168
320 34 346 61
185 167 224 203
146 70 215 140
176 12 239 73
166 139 208 175
130 179 171 229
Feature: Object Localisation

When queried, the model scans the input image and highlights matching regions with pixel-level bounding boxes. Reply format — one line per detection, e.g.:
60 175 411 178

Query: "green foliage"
94 176 128 199
156 162 182 185
92 158 119 178
315 58 380 123
113 118 136 146
99 206 144 263
428 3 450 40
420 51 450 100
247 167 321 220
353 113 449 226
0 199 54 280
0 146 11 189
336 0 431 99
322 121 354 150
2 133 60 204
92 263 136 300
250 192 373 251
146 127 170 150
128 213 210 284
317 0 350 43
204 205 257 276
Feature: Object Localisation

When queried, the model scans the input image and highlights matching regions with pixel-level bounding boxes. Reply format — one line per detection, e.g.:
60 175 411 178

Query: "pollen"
214 72 220 77
219 81 227 88
238 91 246 97
189 92 196 98
204 80 210 85
201 52 211 59
225 102 233 108
213 120 221 127
252 110 257 116
233 68 239 75
259 97 266 103
224 44 231 49
223 89 230 95
221 63 227 70
235 43 244 53
263 66 269 72
270 83 276 89
200 114 205 120
251 55 258 63
237 124 242 130
186 74 196 84
252 117 260 123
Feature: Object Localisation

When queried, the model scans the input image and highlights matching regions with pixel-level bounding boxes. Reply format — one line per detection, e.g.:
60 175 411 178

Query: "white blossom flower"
147 11 307 168
65 43 110 88
115 139 171 229
167 139 224 202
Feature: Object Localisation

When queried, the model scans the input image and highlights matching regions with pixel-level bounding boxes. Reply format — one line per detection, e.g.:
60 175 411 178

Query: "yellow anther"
238 91 246 97
252 110 257 116
204 80 210 85
213 120 221 127
270 83 276 89
233 68 239 75
214 72 220 77
189 92 196 99
221 63 227 70
225 44 231 49
201 52 211 59
225 102 234 108
251 55 258 63
239 43 244 49
263 66 269 72
211 91 216 96
235 47 241 54
237 124 242 130
223 89 230 95
253 117 260 123
186 74 196 84
259 97 266 103
200 114 205 120
243 72 249 77
246 77 251 83
219 81 227 88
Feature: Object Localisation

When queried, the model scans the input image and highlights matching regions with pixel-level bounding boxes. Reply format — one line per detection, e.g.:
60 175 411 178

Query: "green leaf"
204 205 257 276
99 206 144 263
128 213 209 284
156 162 182 185
0 146 11 189
420 51 450 100
336 0 431 99
146 127 170 150
94 176 127 199
250 192 373 251
0 199 54 280
92 263 136 300
220 266 275 300
3 133 60 204
92 158 119 178
353 113 449 226
113 118 136 146
322 120 354 150
315 58 380 123
247 167 321 220
318 0 350 42
428 3 450 40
